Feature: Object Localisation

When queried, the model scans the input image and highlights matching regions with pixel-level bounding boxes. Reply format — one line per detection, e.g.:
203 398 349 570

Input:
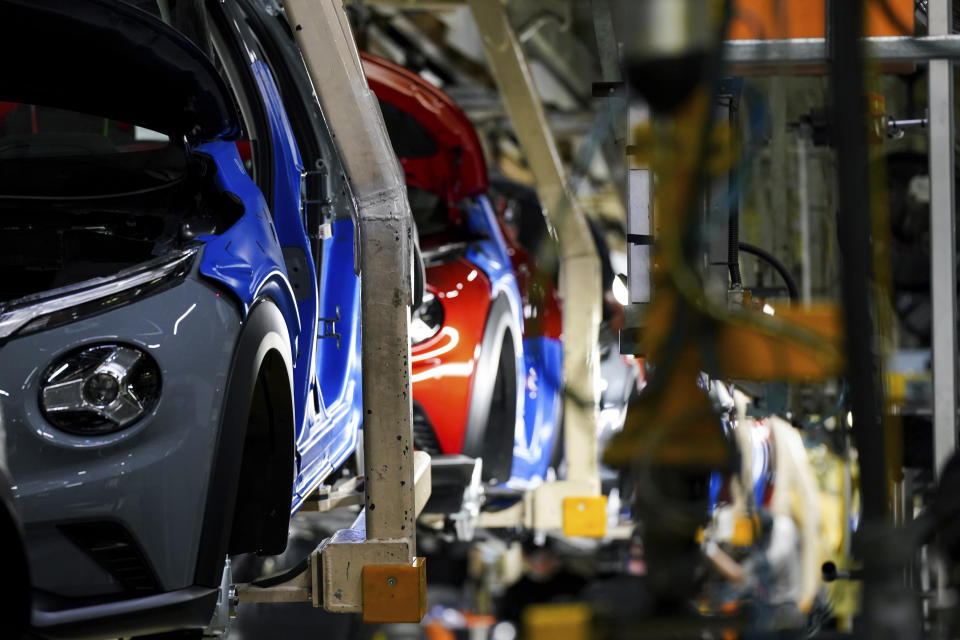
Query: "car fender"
194 141 301 363
193 299 294 587
461 293 523 459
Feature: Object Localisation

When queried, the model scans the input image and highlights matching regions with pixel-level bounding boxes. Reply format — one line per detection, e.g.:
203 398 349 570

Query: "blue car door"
227 2 363 510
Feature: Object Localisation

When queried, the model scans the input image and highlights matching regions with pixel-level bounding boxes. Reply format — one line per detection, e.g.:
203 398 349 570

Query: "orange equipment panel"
729 0 914 40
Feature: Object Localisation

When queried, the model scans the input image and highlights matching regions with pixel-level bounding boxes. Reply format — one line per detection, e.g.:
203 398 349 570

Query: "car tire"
462 295 520 484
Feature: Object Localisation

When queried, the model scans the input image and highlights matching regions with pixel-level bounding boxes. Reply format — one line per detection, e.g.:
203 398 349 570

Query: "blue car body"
199 47 362 515
461 195 562 488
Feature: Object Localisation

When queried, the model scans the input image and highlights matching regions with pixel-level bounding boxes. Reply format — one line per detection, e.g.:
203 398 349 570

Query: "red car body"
362 54 517 473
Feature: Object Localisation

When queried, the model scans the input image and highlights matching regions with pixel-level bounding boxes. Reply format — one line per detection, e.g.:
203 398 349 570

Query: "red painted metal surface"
410 258 492 454
363 52 495 455
360 53 487 204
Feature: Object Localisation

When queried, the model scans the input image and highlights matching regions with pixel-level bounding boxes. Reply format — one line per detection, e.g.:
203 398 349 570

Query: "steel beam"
282 0 426 615
466 0 603 524
928 0 958 477
724 35 960 65
362 0 463 7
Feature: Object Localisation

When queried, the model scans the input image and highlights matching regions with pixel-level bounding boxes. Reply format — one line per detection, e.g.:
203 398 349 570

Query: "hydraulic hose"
738 241 799 302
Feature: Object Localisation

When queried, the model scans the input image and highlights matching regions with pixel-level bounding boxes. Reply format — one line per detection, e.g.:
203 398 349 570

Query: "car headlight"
410 292 444 344
40 344 161 435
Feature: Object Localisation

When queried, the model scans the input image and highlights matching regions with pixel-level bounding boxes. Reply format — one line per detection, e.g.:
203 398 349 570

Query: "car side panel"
411 260 491 454
294 217 362 508
509 335 563 486
247 60 318 450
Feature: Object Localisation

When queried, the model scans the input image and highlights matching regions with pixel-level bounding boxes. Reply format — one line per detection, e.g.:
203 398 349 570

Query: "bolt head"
387 577 397 587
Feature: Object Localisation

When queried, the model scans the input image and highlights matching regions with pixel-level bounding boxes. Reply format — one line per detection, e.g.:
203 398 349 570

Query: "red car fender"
411 258 492 454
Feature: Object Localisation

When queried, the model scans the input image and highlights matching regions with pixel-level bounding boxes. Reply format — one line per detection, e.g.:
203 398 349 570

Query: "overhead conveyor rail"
724 34 960 64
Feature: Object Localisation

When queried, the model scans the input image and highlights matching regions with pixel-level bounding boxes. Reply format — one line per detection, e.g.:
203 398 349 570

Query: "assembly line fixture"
465 0 607 536
722 7 960 477
363 0 608 537
235 0 431 624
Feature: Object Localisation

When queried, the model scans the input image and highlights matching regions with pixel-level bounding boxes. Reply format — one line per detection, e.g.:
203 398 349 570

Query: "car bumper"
31 586 219 640
2 266 240 603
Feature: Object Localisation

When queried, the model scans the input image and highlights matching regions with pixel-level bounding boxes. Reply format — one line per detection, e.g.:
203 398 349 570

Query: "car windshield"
0 102 187 199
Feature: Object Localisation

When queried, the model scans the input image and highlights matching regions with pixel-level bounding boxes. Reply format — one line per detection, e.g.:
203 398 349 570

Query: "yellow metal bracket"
562 496 608 538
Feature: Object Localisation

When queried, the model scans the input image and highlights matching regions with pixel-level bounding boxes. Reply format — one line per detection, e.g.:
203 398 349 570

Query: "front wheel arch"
462 294 521 484
194 299 295 586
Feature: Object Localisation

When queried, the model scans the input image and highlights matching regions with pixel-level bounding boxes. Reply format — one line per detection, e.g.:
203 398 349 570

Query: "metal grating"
59 521 161 595
412 402 443 456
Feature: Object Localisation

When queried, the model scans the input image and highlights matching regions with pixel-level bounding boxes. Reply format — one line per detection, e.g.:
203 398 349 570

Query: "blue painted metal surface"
462 195 562 487
195 140 300 360
510 335 563 486
295 217 363 510
248 61 362 510
198 61 361 513
463 196 524 329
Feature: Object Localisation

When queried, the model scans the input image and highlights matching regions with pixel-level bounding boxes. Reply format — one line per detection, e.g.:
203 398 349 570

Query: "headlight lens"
410 292 444 344
40 344 161 435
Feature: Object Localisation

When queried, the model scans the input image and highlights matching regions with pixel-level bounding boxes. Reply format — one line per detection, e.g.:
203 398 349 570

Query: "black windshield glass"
0 102 187 198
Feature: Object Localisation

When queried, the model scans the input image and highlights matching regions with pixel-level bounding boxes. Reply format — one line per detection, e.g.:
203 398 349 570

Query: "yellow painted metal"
362 557 428 624
730 515 758 547
562 496 608 538
467 0 601 503
523 603 592 640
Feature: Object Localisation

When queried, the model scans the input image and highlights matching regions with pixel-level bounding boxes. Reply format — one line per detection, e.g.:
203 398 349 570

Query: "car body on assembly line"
361 54 563 494
0 0 371 636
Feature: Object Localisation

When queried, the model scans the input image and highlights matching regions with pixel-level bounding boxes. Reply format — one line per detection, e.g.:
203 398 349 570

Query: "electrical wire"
738 241 800 302
801 382 847 429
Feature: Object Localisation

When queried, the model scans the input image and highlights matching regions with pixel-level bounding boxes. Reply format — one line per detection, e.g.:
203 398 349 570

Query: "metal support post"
928 0 958 477
274 0 427 619
466 0 604 534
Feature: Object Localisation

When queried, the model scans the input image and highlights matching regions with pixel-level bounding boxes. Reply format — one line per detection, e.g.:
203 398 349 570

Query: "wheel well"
227 349 295 556
481 324 518 483
462 293 521 484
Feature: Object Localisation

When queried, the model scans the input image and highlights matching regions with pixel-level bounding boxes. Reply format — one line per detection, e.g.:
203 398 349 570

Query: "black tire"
412 236 425 310
462 295 521 484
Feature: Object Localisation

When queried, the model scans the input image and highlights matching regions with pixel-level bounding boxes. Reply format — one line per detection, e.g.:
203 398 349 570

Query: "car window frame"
204 0 275 205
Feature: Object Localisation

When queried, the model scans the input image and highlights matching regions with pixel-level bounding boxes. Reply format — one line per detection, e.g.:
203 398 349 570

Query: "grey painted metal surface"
928 0 958 477
724 35 960 65
4 265 240 594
